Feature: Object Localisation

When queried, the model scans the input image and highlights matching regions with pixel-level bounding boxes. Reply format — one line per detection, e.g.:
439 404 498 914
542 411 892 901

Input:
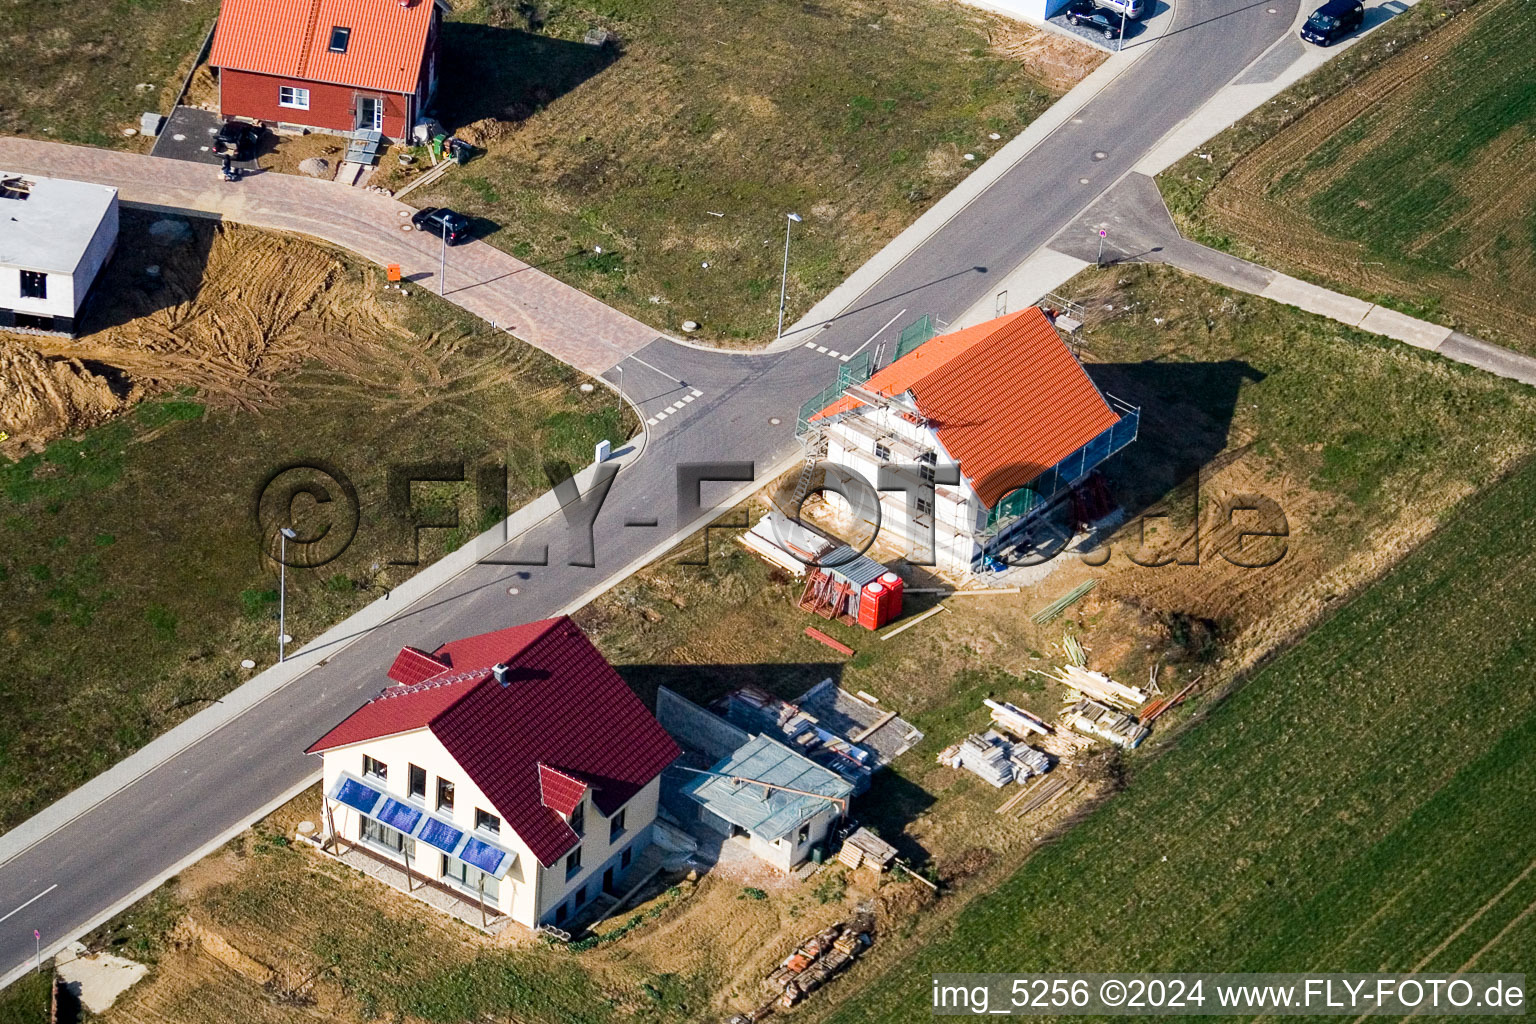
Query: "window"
569 802 584 837
554 902 569 924
797 822 812 844
327 26 351 52
19 271 46 300
436 778 454 811
916 495 934 516
475 808 500 835
408 764 426 799
565 847 582 879
574 885 587 909
918 452 936 483
440 853 499 900
360 817 414 858
620 846 632 869
873 441 890 461
608 809 626 843
278 86 310 110
362 755 387 781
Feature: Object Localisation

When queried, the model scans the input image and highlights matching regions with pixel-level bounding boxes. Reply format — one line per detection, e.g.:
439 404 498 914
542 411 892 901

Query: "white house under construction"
796 308 1138 574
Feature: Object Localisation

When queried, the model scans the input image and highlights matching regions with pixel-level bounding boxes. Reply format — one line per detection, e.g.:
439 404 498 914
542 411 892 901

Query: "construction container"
858 582 887 629
877 571 905 621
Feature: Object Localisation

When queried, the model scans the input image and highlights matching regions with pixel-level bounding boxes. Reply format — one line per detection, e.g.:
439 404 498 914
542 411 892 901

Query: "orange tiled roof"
210 0 435 95
814 308 1120 509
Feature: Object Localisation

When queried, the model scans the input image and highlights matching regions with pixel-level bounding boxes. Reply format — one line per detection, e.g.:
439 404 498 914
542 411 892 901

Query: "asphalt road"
0 0 1298 986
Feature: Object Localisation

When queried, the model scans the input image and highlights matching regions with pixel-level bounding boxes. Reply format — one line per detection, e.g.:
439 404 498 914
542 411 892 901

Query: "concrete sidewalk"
1046 173 1536 387
0 137 663 376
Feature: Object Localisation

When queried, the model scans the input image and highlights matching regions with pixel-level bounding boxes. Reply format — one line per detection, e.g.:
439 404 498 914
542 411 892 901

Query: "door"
357 97 383 132
603 866 615 894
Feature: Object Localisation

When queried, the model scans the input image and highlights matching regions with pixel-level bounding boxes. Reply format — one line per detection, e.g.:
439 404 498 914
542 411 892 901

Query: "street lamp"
439 226 447 297
278 526 297 663
777 212 803 342
1119 1 1129 51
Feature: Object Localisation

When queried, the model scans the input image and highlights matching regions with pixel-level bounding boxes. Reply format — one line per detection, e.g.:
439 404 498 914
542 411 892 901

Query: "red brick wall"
218 68 412 138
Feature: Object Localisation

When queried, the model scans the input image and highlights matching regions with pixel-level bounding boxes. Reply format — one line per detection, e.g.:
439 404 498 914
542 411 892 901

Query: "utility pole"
777 212 803 341
278 526 297 662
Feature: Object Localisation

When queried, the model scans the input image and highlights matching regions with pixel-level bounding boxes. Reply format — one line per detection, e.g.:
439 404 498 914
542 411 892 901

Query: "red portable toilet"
858 581 886 630
878 571 905 621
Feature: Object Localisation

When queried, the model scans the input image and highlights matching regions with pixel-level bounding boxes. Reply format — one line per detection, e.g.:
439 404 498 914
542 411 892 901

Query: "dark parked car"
1064 0 1125 39
213 120 262 161
1300 0 1363 44
411 207 472 245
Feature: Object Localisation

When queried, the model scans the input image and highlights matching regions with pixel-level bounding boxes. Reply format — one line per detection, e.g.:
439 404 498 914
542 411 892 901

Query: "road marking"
803 341 817 349
826 349 841 358
690 388 703 398
839 354 851 362
682 393 696 403
0 885 58 926
655 410 668 420
848 307 907 358
621 353 685 386
814 345 829 354
645 417 658 426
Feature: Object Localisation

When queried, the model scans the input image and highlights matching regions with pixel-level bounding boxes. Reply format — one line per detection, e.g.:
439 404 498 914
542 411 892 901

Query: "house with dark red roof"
802 307 1139 573
306 616 679 930
209 0 445 140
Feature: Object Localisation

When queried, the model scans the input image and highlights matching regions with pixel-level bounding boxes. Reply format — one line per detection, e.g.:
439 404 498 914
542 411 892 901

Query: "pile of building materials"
740 512 837 576
1055 664 1148 710
836 827 897 873
985 699 1052 738
1063 698 1149 748
721 686 876 791
765 920 873 1008
1138 675 1202 724
938 729 1053 787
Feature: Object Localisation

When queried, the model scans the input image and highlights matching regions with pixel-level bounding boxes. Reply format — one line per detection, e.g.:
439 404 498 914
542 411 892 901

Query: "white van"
1094 0 1145 19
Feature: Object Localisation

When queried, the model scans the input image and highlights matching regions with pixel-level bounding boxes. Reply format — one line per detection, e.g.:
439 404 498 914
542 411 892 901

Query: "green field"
393 0 1090 343
821 446 1536 1021
0 0 216 146
1160 0 1536 351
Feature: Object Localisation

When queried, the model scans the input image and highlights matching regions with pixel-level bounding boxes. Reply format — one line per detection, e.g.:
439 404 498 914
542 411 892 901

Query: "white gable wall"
319 729 663 930
319 729 541 925
821 401 989 573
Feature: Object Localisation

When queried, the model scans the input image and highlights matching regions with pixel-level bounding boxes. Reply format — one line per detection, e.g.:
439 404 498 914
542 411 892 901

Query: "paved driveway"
148 107 228 166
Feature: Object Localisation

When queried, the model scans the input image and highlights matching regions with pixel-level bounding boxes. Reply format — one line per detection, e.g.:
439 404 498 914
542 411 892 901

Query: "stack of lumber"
1063 698 1149 748
765 921 872 1008
938 730 1052 787
1032 579 1099 624
1138 676 1202 723
836 828 897 872
985 698 1052 736
1056 665 1147 710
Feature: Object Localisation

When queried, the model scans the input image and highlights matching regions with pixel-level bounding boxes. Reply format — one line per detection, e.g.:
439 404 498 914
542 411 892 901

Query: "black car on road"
213 120 263 162
411 207 472 245
1300 0 1364 44
1064 0 1125 39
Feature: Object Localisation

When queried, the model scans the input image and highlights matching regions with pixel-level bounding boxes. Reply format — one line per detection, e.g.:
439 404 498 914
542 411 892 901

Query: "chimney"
492 663 512 687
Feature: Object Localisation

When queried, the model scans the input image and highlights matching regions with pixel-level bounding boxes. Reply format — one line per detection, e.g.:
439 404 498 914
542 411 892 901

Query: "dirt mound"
0 340 135 450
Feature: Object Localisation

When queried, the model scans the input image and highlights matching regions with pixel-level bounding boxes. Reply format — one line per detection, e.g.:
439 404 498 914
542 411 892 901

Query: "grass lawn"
0 217 631 833
389 0 1095 343
0 0 216 146
86 265 1536 1023
818 437 1536 1022
0 968 51 1024
1159 0 1536 351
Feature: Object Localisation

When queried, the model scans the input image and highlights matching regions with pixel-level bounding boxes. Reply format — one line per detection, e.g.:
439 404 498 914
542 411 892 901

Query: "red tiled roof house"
209 0 444 140
306 617 679 930
804 308 1139 573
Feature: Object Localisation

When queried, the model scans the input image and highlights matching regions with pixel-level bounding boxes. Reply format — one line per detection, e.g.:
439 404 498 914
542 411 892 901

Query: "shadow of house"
617 661 845 712
1083 358 1264 528
435 23 620 128
79 209 217 334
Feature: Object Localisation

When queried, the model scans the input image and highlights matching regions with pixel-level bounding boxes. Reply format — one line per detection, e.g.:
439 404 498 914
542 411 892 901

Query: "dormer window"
328 26 351 53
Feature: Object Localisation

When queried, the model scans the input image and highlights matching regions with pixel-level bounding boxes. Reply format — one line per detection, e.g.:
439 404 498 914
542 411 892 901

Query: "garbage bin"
447 138 472 165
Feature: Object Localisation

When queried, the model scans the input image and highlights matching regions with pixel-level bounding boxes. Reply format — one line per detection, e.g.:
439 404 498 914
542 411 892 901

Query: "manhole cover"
1093 151 1107 160
1079 177 1091 184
